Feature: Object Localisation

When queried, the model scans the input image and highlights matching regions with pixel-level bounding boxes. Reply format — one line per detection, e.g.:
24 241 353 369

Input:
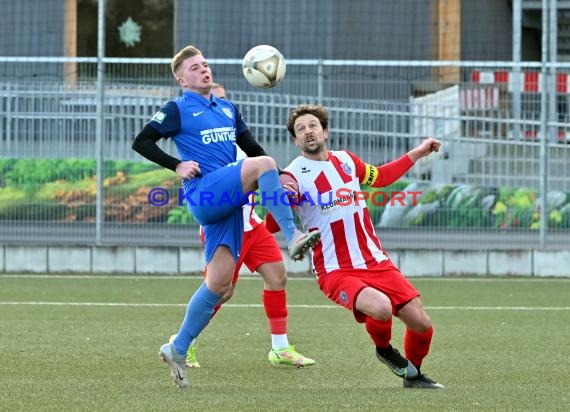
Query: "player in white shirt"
172 84 315 369
276 104 444 389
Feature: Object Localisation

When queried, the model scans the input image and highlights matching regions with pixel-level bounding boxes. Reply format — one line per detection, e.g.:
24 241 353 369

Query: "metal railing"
0 59 569 249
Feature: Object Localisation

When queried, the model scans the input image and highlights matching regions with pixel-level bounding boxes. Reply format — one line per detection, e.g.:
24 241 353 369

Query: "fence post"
317 59 323 104
539 0 550 248
95 0 106 245
512 0 522 141
548 0 558 145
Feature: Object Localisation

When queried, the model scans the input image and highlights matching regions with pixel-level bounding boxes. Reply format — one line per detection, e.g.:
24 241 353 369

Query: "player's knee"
207 279 233 296
271 271 287 289
254 156 277 172
265 278 286 290
260 263 287 290
416 313 432 332
356 288 392 321
409 312 432 333
369 302 392 322
220 286 235 303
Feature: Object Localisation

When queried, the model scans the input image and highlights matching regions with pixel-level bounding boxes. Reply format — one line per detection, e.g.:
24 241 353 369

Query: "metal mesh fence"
0 0 569 249
0 60 569 249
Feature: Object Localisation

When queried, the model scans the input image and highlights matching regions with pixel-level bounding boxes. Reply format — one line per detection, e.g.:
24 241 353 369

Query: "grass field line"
0 301 569 310
1 274 569 282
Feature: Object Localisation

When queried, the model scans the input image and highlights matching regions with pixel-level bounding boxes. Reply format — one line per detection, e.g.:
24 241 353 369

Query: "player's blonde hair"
286 104 329 137
171 45 202 78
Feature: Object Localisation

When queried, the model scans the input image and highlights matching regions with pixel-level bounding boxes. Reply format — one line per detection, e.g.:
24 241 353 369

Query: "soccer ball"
242 45 286 89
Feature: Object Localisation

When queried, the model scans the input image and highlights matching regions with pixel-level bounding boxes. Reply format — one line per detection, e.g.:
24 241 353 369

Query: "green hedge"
378 183 570 229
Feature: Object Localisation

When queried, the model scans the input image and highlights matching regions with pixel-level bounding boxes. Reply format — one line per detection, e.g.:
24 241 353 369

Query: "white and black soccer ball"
242 45 286 89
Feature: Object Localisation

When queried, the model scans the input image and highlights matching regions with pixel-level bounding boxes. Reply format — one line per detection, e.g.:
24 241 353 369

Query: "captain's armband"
361 163 379 186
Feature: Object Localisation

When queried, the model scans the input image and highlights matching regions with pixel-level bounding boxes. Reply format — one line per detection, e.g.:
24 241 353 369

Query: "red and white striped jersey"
242 194 263 232
285 150 387 275
236 147 262 231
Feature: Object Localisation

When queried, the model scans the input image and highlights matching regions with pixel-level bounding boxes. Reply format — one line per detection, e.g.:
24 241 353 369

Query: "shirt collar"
182 90 213 108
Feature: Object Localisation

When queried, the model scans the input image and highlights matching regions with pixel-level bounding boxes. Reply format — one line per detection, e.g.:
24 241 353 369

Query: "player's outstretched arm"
407 137 441 163
356 137 442 189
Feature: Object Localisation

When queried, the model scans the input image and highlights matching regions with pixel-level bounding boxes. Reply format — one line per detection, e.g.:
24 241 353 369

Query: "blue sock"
258 169 297 242
173 282 221 356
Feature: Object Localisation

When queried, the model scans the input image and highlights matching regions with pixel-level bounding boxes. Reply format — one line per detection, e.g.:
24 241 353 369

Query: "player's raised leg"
241 156 320 260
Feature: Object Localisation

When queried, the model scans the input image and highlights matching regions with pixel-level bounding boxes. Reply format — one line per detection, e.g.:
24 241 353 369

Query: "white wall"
1 245 569 277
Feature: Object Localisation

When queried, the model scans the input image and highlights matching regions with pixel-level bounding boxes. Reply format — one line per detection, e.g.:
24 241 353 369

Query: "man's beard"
303 141 324 154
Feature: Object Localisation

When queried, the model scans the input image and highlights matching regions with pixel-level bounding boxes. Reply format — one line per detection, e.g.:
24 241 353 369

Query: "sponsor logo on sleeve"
151 111 166 124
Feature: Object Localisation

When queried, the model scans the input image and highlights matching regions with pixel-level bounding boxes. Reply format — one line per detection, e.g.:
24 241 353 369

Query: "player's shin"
173 282 222 356
404 325 433 369
263 289 289 348
258 169 297 242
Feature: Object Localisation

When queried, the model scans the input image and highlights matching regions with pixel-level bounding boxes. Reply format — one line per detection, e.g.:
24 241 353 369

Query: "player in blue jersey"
172 83 315 370
132 45 320 389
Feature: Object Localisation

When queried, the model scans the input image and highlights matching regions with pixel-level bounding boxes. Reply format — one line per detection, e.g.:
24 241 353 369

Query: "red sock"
263 289 287 335
404 325 433 369
365 317 392 349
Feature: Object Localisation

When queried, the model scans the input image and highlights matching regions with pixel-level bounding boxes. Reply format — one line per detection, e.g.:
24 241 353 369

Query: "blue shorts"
201 212 243 265
183 160 245 264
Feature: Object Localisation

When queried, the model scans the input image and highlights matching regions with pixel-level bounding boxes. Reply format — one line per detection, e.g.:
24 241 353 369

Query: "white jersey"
285 150 387 275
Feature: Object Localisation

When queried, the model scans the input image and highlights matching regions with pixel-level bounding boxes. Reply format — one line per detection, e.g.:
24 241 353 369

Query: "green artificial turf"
1 275 569 411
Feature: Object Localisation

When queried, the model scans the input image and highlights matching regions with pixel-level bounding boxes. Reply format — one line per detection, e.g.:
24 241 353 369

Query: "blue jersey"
148 90 248 176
